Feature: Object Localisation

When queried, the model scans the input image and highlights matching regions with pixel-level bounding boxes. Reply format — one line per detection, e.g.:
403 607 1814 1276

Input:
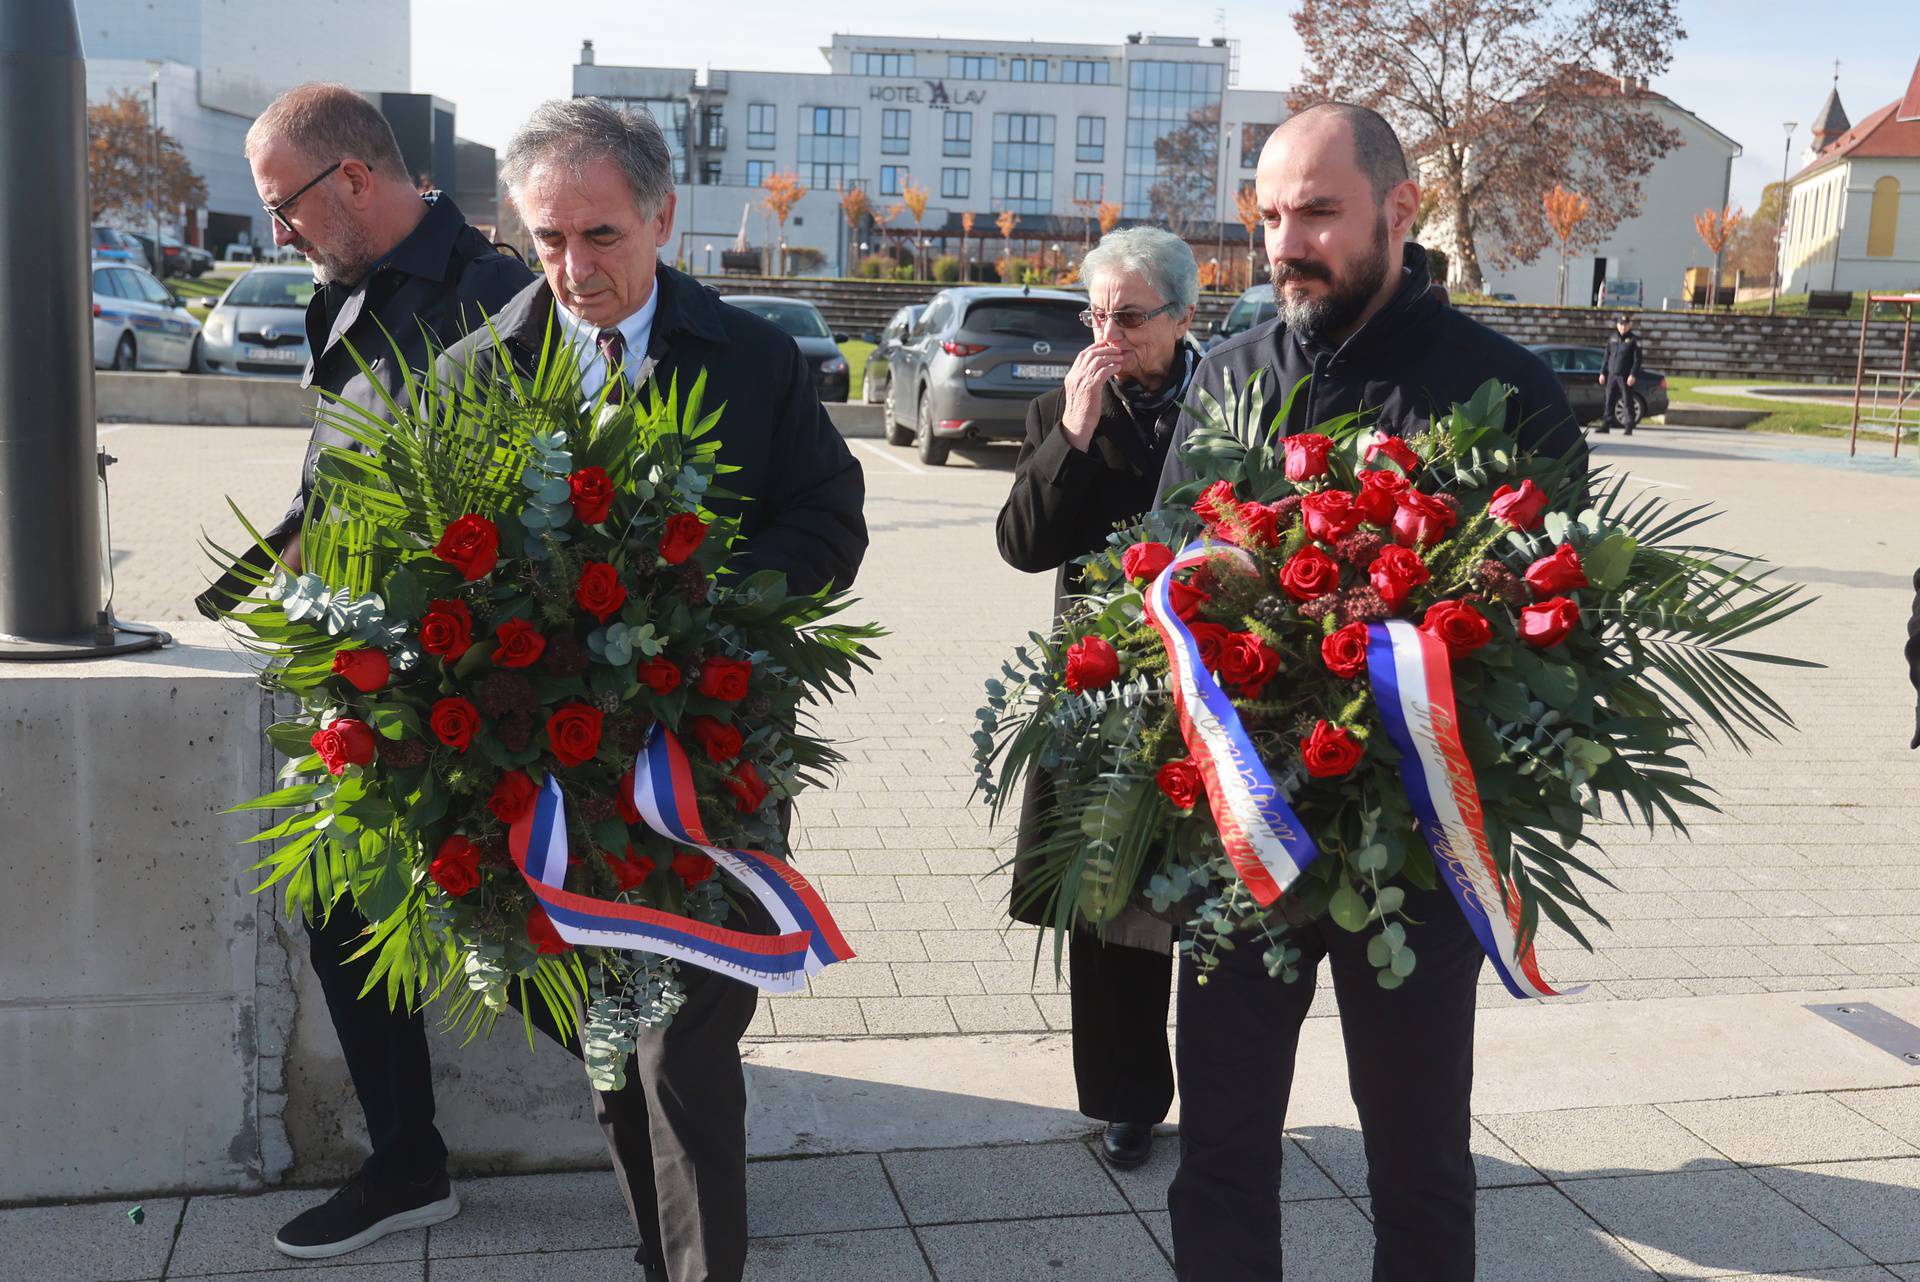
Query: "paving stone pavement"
108 422 1920 1032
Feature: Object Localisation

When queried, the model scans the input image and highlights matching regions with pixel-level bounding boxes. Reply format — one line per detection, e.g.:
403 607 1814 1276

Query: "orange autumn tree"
760 171 807 275
994 209 1021 282
838 181 869 276
1541 183 1593 306
1693 204 1744 311
1098 201 1122 235
1234 184 1263 290
901 180 930 279
960 210 976 280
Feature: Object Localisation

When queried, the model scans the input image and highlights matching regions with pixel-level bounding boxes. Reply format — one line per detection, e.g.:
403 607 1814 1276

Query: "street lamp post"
704 243 714 275
1769 121 1795 316
148 63 161 274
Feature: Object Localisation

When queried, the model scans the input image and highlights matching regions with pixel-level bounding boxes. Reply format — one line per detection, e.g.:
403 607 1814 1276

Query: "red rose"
546 701 605 767
1391 490 1458 547
1187 622 1232 673
1525 544 1589 596
574 561 628 623
1167 578 1210 621
1420 600 1494 656
1301 720 1364 778
616 768 642 824
687 714 744 762
1220 632 1282 698
659 513 710 565
1519 597 1581 648
568 466 615 525
526 905 571 954
637 655 681 695
1155 759 1204 810
488 770 539 824
1322 622 1372 678
433 514 499 580
331 646 390 693
491 618 547 668
1489 479 1550 531
1193 480 1239 525
608 849 655 891
1368 545 1430 610
1364 433 1421 473
697 657 754 702
1283 432 1334 482
1280 546 1341 600
419 598 473 659
1122 542 1175 582
1225 500 1281 549
428 835 481 897
673 850 719 885
1063 635 1121 693
310 717 377 775
1302 491 1361 544
1354 469 1409 525
429 696 482 752
723 761 771 813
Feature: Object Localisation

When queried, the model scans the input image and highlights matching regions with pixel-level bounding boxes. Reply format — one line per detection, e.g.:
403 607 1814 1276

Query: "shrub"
996 255 1030 283
892 265 916 281
784 246 826 275
857 254 892 279
932 255 962 283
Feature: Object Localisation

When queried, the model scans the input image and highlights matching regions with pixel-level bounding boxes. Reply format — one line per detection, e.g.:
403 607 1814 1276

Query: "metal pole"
1769 123 1793 316
149 68 161 272
0 0 164 658
1895 306 1912 458
1848 293 1871 457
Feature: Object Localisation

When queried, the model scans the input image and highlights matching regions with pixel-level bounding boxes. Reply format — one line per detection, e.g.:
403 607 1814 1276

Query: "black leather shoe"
273 1170 459 1259
1101 1121 1155 1170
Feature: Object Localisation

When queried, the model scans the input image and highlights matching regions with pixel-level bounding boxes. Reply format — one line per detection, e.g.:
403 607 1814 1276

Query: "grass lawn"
169 272 235 301
1664 376 1864 438
839 339 875 401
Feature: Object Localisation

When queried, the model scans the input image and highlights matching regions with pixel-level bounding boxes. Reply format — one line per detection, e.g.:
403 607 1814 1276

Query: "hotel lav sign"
868 80 986 110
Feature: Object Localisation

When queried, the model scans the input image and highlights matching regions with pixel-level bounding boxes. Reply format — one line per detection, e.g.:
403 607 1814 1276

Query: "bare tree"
1147 102 1222 241
1291 0 1685 292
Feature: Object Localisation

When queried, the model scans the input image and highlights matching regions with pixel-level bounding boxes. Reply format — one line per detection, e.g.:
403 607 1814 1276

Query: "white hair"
1080 226 1199 310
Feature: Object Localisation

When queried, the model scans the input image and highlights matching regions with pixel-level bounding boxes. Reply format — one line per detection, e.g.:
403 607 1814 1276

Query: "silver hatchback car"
91 259 202 371
197 265 315 376
882 287 1090 465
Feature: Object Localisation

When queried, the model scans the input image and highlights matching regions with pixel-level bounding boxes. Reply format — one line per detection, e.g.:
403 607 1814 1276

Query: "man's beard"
1271 214 1391 339
296 202 378 285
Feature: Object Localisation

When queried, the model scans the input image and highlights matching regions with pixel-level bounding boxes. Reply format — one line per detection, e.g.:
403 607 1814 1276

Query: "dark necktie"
597 327 626 403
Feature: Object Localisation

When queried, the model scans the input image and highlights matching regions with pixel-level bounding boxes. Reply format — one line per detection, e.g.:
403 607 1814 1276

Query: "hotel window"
745 160 773 188
746 103 776 150
1031 59 1049 82
797 107 859 191
880 165 909 196
942 167 971 199
949 55 998 80
1076 115 1105 163
882 109 911 154
1073 172 1103 203
1010 58 1026 81
1061 59 1111 85
991 112 1055 214
851 52 914 76
943 110 973 157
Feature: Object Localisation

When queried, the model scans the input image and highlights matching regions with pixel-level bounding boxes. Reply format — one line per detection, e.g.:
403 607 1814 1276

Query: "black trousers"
307 902 756 1281
1069 930 1175 1125
1602 376 1639 430
1166 885 1485 1282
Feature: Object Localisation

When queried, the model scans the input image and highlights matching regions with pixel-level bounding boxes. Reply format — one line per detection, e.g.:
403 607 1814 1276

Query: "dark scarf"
1113 339 1203 449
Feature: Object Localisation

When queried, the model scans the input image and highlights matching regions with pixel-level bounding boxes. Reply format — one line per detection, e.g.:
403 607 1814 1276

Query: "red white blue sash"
1365 620 1573 1000
1144 541 1320 904
507 727 854 992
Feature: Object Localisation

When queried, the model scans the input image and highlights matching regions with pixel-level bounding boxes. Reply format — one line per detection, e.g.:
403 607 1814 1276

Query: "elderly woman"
994 226 1202 1170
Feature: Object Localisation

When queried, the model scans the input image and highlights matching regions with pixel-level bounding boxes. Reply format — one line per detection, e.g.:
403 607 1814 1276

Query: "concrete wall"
96 371 316 427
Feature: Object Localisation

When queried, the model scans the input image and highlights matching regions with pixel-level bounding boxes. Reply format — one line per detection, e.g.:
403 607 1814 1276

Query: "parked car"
128 231 213 279
1527 344 1669 429
91 259 202 372
1205 284 1277 349
197 265 314 376
862 303 924 405
719 295 850 402
90 225 150 269
882 286 1091 465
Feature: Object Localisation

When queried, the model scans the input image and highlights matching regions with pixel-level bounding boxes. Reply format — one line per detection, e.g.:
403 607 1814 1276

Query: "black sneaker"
272 1170 460 1259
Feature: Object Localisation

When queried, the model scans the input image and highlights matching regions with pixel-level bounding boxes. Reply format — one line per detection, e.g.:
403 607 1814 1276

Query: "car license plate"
245 346 303 363
1012 363 1069 381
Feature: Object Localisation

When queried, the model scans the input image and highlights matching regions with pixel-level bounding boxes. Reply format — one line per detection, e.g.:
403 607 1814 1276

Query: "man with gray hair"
200 82 533 1261
436 97 866 1282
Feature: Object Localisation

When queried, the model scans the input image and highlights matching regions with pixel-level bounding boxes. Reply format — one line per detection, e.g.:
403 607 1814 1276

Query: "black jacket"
1908 569 1920 748
1604 334 1643 380
1157 244 1585 499
436 266 867 597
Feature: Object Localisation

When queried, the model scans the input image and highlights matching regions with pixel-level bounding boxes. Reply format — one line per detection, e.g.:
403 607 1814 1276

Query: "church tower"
1808 68 1851 160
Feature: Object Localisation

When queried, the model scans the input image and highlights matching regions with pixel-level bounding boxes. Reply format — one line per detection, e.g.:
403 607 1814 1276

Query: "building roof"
1793 52 1920 180
1811 86 1850 141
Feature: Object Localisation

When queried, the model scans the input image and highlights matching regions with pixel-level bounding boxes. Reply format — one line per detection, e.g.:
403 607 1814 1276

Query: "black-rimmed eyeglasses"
263 161 342 234
1079 301 1180 331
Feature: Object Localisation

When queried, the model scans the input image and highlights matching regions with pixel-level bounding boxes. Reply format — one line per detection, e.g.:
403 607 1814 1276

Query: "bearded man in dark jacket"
1156 103 1583 1282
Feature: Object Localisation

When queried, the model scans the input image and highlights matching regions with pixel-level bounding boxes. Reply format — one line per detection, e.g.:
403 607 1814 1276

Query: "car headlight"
203 311 235 345
821 357 848 374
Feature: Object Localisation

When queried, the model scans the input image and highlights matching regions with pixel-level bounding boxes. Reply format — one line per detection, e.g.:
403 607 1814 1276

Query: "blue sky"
415 0 1920 212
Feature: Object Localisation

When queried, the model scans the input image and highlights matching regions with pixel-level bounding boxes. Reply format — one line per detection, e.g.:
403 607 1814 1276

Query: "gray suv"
882 286 1090 465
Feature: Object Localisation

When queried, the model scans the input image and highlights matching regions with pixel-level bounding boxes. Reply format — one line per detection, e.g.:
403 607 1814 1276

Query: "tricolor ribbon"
1143 540 1320 905
506 725 854 992
1365 619 1574 1000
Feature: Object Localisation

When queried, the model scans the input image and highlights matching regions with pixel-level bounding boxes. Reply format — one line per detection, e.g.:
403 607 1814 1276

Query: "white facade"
571 31 1287 275
1420 96 1741 307
1779 156 1920 293
77 0 411 249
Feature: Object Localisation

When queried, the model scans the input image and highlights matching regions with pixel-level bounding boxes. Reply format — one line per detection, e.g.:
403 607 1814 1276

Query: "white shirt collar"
555 280 660 397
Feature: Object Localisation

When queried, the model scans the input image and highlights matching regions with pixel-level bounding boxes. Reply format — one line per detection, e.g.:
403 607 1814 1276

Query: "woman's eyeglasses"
263 161 342 234
1079 301 1179 331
